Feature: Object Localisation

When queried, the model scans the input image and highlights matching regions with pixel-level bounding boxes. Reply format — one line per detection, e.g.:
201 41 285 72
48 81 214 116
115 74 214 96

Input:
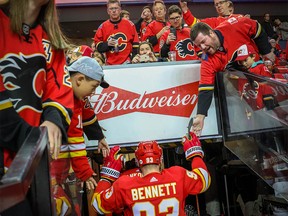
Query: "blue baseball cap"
68 56 109 88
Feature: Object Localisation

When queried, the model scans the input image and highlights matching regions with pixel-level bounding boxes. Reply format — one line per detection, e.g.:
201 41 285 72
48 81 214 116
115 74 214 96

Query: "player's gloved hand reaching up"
100 146 123 182
182 131 204 160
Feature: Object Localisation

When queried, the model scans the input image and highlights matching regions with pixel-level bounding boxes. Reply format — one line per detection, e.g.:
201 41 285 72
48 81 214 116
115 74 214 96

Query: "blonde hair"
7 0 70 49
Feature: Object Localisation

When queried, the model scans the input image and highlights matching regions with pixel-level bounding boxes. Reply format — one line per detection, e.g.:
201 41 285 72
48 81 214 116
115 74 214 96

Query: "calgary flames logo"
0 53 46 115
175 39 195 58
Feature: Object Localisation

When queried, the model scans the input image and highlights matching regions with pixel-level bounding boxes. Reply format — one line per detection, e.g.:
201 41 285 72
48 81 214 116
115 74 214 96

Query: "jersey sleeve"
0 77 33 151
82 98 104 140
92 178 125 215
131 22 140 55
239 17 271 55
94 24 110 53
183 9 198 28
197 56 223 116
142 22 158 46
179 157 211 196
71 156 94 181
42 43 73 141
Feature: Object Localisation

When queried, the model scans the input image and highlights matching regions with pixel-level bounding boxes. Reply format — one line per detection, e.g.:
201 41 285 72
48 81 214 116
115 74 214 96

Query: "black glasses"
169 16 181 22
114 24 118 29
214 0 227 7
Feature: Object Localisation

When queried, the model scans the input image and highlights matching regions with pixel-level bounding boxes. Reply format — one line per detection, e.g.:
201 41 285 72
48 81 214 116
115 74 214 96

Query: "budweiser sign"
89 82 199 120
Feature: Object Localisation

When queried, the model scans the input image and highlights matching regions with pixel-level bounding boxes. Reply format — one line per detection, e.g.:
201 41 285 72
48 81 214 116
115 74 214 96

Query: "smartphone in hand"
170 27 177 40
139 54 149 62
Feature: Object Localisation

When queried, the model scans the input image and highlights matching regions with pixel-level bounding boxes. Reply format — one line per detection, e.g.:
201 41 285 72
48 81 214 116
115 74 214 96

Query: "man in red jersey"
93 0 139 65
179 0 243 29
189 17 275 135
142 0 170 56
92 132 210 215
160 5 199 61
0 0 74 215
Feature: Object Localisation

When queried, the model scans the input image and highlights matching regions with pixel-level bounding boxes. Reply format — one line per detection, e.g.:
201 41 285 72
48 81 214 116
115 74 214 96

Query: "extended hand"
182 131 204 160
41 121 62 159
100 146 123 182
98 138 110 157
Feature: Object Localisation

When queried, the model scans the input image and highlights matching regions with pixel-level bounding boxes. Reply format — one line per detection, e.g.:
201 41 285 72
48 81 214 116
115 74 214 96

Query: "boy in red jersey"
160 5 199 61
51 56 110 216
235 44 273 77
92 132 210 215
93 0 139 65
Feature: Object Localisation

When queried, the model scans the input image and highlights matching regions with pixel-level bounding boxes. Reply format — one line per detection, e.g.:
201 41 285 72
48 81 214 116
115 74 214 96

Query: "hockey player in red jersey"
50 57 110 216
179 0 243 29
160 5 199 61
92 132 210 215
189 17 276 135
93 0 139 65
142 0 170 55
0 0 74 215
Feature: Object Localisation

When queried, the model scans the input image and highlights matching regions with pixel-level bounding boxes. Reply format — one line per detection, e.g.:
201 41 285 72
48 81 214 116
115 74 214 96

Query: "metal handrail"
0 127 48 212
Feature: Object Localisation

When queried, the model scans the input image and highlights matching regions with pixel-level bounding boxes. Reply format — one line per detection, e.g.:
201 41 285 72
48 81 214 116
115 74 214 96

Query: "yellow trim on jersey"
96 193 112 214
198 86 214 91
254 22 262 39
189 17 198 28
43 102 71 125
193 168 211 193
58 152 70 158
68 136 85 143
263 96 273 101
70 150 87 157
83 117 97 127
0 99 13 110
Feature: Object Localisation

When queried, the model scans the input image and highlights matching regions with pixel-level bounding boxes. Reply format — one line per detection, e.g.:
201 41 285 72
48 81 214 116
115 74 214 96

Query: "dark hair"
168 5 182 16
93 51 105 63
190 22 212 41
143 5 152 13
138 41 154 54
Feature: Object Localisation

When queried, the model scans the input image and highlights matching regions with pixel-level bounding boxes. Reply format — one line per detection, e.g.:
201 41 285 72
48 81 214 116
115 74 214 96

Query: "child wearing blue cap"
51 56 110 216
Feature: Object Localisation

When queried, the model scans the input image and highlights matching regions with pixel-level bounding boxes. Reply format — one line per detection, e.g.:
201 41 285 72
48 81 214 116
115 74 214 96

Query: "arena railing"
0 127 53 215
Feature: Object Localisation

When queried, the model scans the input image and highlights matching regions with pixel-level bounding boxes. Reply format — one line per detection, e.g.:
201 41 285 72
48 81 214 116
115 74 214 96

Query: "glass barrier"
219 70 288 202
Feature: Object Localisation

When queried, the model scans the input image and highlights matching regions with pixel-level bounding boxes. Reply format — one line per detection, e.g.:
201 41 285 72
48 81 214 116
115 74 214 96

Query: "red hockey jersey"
94 18 139 65
160 27 199 61
0 9 73 167
249 61 273 77
142 20 170 54
140 20 152 41
183 9 243 29
92 157 210 216
197 17 271 116
51 97 104 182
